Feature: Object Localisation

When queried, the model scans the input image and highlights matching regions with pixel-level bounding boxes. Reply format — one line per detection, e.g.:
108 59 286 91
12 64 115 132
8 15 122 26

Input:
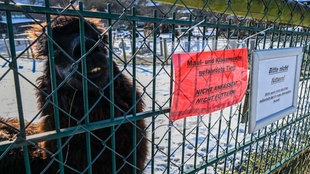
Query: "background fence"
0 0 310 173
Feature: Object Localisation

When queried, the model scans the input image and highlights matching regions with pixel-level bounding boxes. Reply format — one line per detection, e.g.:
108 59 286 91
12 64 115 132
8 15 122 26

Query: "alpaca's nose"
71 37 99 58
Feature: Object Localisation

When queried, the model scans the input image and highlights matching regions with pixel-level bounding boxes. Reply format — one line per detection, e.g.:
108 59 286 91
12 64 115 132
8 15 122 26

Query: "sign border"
170 48 248 121
249 47 303 133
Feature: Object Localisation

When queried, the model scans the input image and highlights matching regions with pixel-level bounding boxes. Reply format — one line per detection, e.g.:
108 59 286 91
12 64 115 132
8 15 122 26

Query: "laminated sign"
170 48 248 121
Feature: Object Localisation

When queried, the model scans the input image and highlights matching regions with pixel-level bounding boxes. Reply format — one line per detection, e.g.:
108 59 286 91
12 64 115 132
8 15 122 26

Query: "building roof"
0 14 38 25
0 18 36 24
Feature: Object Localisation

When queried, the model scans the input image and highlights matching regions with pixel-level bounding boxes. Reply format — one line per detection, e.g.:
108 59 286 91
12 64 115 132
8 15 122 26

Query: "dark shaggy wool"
0 16 147 174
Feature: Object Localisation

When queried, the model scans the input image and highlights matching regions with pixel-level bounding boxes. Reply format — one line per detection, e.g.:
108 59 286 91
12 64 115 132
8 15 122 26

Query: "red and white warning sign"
170 48 248 121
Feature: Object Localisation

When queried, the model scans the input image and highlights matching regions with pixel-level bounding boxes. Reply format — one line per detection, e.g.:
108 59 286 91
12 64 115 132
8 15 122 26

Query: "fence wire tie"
177 19 205 39
239 26 274 47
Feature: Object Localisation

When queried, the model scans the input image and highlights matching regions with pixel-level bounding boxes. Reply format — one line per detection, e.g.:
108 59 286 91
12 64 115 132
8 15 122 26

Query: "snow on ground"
0 58 44 121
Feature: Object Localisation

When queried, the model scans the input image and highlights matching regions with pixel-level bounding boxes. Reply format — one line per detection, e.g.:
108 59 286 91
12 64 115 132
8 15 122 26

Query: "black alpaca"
0 16 147 174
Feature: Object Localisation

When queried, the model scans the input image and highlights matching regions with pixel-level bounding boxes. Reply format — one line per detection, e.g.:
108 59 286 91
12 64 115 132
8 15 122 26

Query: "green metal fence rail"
0 0 309 173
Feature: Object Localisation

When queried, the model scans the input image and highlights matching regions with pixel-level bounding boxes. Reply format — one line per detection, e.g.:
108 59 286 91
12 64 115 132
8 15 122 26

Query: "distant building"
0 14 38 35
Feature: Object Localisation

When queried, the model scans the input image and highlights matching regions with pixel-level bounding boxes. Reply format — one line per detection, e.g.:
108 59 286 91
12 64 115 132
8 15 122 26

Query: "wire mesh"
0 0 309 173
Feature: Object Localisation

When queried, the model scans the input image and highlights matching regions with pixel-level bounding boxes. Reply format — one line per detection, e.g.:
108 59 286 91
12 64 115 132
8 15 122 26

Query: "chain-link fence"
0 0 310 173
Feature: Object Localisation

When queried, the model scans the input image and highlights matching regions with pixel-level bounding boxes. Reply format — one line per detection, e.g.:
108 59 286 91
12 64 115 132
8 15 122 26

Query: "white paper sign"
249 47 303 133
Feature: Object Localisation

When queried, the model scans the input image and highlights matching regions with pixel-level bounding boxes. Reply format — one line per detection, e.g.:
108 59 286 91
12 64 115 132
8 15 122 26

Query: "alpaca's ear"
85 18 107 44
